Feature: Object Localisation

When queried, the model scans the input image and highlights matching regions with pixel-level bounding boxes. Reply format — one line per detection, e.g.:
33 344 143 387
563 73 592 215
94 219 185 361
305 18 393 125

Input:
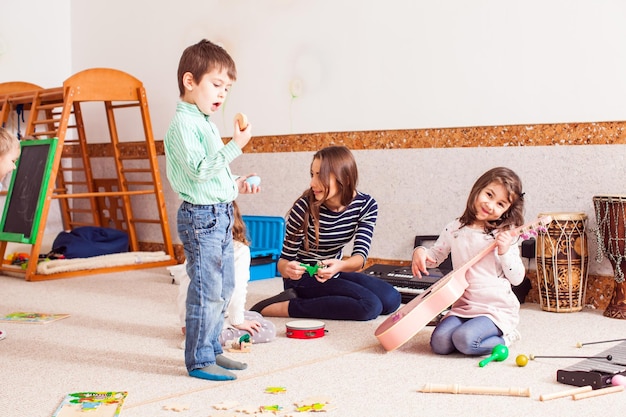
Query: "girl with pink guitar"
411 167 526 356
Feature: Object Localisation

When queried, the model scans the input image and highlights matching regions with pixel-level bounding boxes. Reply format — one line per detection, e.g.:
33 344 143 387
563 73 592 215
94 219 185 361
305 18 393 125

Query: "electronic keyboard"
362 264 447 304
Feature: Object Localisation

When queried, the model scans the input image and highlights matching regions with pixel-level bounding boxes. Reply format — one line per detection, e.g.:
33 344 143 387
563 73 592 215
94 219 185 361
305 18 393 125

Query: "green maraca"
478 344 509 367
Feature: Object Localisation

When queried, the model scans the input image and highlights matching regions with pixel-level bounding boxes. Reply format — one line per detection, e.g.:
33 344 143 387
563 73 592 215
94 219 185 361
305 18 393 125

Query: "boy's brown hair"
176 39 237 97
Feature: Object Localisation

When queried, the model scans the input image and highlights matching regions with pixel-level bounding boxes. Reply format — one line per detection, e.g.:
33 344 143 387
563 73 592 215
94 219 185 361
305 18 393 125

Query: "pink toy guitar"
375 216 552 352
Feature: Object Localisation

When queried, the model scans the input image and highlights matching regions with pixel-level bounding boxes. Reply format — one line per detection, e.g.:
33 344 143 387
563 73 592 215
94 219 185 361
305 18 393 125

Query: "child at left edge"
164 39 259 381
0 127 21 342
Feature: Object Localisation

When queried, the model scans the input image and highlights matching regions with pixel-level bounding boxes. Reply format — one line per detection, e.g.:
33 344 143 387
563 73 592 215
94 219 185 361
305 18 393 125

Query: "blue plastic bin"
242 215 285 281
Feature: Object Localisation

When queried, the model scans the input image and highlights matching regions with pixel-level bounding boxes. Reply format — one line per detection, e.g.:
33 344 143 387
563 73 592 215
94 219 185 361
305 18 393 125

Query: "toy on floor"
612 374 626 387
539 385 592 401
261 404 283 413
7 252 29 269
478 344 508 367
538 385 624 402
265 386 287 394
576 337 626 348
515 353 613 366
208 389 336 415
228 334 252 353
515 354 529 367
419 383 531 397
573 385 624 400
285 320 326 339
294 396 334 412
51 391 127 417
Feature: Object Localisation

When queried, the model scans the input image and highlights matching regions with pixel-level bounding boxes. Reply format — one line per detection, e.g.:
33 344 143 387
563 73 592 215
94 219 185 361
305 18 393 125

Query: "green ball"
516 354 529 367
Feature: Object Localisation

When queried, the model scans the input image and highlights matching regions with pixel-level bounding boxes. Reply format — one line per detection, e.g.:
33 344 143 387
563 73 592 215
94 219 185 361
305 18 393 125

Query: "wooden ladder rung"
120 168 152 174
123 181 155 187
66 221 101 228
37 87 63 98
32 117 61 125
67 208 94 214
52 190 155 199
110 102 140 110
36 103 64 111
130 218 161 224
31 131 59 137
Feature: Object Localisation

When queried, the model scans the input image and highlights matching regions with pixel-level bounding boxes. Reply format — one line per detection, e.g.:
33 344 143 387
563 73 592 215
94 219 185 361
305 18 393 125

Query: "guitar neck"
457 217 550 273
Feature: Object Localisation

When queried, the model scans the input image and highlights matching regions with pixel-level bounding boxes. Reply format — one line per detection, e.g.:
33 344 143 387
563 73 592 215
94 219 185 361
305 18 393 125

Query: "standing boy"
164 40 259 381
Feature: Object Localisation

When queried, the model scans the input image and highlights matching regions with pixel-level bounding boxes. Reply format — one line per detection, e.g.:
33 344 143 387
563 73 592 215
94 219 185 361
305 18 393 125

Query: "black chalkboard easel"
0 138 58 244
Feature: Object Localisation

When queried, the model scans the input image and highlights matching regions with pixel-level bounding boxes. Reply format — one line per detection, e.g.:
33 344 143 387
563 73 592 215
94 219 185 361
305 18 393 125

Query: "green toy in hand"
300 263 325 276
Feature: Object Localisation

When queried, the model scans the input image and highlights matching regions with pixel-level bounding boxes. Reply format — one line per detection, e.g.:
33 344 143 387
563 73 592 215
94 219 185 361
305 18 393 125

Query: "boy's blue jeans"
177 202 234 372
430 315 504 356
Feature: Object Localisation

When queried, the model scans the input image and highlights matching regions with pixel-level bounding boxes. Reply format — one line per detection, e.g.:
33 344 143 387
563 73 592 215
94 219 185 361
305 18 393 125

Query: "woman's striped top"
280 191 378 266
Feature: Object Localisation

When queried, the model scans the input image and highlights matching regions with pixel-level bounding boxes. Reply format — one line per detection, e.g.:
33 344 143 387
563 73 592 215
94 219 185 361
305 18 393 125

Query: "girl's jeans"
430 315 504 356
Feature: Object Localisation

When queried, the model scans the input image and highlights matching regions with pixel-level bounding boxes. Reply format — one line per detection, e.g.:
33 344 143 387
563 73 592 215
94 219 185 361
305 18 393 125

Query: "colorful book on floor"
0 312 70 324
51 391 128 417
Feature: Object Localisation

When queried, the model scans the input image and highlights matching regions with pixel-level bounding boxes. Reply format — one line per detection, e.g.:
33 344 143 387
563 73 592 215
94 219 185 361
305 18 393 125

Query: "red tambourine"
285 320 326 339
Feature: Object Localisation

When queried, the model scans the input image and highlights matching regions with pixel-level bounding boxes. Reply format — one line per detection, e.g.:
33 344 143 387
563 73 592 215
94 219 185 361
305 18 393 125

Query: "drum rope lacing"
593 199 626 284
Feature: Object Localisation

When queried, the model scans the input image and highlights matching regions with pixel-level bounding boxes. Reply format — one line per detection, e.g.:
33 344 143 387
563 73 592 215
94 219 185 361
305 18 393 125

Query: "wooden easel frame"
0 69 176 281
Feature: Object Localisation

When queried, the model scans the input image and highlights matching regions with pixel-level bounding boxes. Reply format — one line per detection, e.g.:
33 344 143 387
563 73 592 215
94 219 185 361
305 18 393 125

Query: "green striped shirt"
164 101 242 205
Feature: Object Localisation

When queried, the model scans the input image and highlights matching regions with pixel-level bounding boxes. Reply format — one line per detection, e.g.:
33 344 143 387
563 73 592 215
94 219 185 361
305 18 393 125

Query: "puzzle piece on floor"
260 404 283 414
162 403 190 412
212 400 239 410
294 397 334 412
265 386 287 394
294 396 331 407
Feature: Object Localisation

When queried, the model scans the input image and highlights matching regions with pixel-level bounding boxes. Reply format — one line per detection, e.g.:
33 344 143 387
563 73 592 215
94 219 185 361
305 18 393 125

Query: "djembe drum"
592 195 626 319
535 212 589 313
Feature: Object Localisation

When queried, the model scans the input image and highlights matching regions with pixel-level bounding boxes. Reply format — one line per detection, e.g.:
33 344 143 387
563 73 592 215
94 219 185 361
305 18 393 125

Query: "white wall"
0 0 72 234
2 1 625 276
69 0 626 138
0 0 72 86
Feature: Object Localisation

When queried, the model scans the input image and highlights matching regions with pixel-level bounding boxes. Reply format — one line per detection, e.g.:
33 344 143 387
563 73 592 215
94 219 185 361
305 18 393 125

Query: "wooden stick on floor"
419 383 531 397
573 385 624 400
539 385 592 401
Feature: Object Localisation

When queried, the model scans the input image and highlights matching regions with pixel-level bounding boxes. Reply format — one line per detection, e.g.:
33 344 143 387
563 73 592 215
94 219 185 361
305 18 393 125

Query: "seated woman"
251 146 401 321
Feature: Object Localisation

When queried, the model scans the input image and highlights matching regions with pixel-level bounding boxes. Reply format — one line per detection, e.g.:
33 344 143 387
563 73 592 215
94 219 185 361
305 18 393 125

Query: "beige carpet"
1 268 625 416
